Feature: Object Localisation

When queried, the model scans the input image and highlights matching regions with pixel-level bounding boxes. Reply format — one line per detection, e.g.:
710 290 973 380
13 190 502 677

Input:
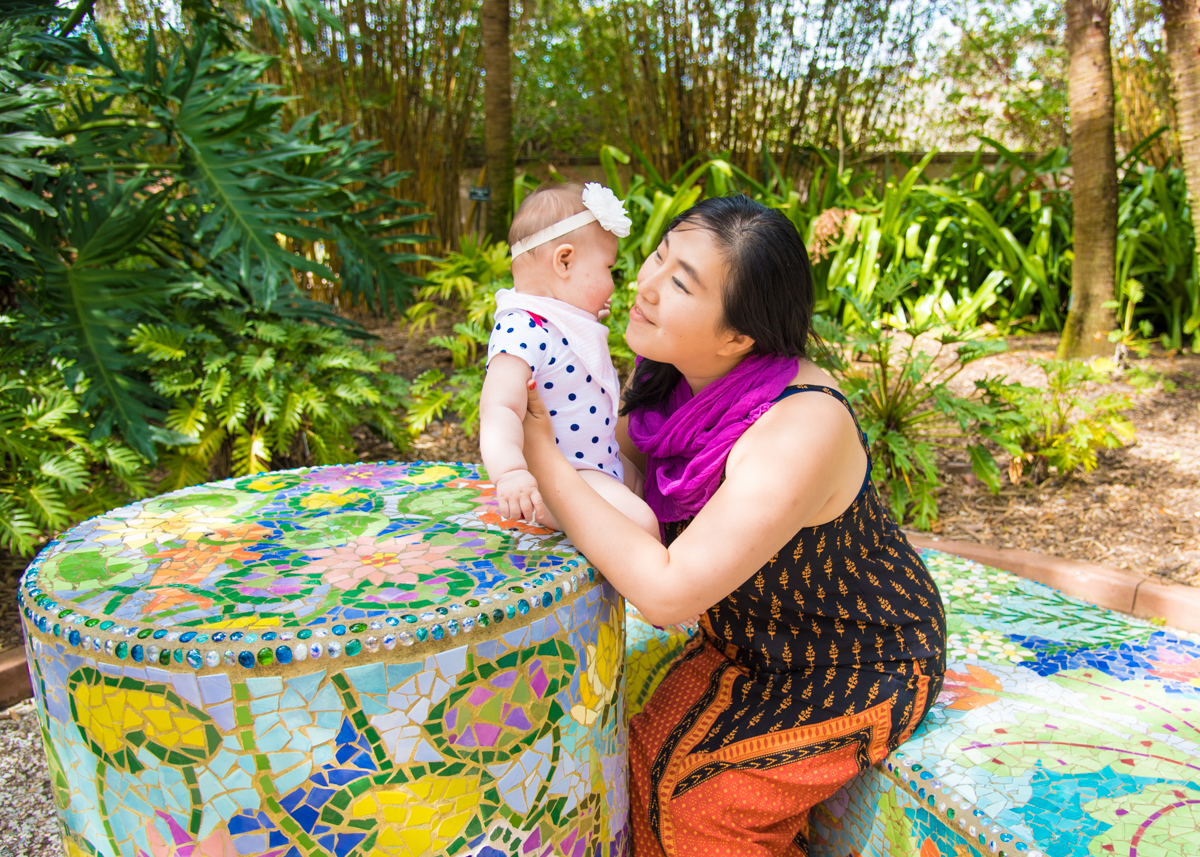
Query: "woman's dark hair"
620 194 815 415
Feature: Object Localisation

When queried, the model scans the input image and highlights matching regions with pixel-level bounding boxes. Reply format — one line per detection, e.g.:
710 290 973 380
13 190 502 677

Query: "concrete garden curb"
0 646 31 710
907 533 1200 635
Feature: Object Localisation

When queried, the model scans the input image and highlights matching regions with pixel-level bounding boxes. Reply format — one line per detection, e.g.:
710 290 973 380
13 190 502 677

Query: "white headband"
510 182 632 260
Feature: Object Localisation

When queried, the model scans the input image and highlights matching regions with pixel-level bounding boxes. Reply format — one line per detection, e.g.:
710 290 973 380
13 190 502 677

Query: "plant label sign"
469 186 491 201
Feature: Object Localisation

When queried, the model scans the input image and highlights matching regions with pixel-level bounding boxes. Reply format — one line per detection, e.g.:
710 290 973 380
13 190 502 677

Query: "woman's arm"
523 381 864 626
615 415 646 476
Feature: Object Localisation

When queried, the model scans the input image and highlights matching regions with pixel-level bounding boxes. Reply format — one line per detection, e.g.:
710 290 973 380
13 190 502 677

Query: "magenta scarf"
626 353 799 522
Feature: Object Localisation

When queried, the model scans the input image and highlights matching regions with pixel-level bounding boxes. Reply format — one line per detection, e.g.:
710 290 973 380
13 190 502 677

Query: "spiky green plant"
0 315 148 554
131 309 409 489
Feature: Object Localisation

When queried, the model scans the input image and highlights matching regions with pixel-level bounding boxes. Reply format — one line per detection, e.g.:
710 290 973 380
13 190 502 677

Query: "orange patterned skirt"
629 635 937 857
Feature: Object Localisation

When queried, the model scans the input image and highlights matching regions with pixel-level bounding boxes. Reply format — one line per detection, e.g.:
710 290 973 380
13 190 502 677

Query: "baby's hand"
494 469 546 525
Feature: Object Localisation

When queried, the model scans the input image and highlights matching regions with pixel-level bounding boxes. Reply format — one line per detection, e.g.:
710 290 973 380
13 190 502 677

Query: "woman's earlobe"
718 331 756 357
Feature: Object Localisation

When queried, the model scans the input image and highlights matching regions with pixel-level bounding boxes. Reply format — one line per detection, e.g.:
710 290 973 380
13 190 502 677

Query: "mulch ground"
930 333 1200 585
3 324 1197 656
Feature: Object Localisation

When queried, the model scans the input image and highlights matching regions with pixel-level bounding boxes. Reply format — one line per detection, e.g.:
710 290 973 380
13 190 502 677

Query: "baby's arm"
480 354 545 523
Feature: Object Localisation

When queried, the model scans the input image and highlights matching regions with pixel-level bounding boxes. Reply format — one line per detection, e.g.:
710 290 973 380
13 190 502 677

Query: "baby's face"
560 227 619 317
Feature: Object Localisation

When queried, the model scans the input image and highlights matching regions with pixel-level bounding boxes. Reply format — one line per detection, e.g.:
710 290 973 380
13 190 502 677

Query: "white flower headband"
510 183 632 260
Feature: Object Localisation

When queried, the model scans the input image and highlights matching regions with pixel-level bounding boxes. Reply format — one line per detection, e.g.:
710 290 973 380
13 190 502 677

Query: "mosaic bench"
18 462 629 857
626 550 1200 857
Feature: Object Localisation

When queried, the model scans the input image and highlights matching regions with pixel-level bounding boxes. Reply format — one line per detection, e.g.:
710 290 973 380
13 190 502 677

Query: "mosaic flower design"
306 533 459 591
424 640 577 767
33 463 587 625
946 628 1031 663
572 603 621 727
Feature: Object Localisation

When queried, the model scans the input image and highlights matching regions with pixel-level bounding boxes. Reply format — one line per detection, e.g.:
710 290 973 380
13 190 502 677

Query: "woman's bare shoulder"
725 359 865 502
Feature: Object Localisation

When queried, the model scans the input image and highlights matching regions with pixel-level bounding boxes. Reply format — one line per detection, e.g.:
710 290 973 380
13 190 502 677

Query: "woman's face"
625 226 742 375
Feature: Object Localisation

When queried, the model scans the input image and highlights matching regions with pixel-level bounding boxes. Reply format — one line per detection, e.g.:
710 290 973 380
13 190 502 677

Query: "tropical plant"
819 271 1013 529
982 359 1137 485
401 238 513 435
1115 135 1200 351
2 5 431 461
0 315 147 554
131 308 409 489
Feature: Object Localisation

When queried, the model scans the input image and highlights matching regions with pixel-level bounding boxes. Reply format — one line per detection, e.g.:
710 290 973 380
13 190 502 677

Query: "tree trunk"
1162 0 1200 312
482 0 514 243
1060 0 1118 359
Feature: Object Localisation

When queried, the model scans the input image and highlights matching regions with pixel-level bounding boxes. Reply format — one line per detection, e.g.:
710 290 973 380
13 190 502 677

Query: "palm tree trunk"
1060 0 1118 359
1162 0 1200 282
482 0 514 243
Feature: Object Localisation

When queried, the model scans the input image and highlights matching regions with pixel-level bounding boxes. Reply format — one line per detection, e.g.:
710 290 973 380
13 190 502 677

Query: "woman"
520 196 946 857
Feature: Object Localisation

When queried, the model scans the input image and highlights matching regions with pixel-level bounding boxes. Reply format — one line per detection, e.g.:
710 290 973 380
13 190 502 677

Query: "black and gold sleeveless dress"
628 384 947 857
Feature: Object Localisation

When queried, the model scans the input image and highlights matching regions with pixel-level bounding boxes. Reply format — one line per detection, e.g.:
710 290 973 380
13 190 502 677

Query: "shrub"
984 359 1136 485
2 15 432 462
0 316 147 554
817 270 1013 528
130 309 409 489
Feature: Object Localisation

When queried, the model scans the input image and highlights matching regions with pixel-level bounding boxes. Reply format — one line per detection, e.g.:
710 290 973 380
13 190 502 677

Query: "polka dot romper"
487 309 624 482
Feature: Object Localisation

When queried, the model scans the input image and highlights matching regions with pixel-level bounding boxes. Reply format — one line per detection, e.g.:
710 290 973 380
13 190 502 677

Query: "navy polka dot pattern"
487 308 623 480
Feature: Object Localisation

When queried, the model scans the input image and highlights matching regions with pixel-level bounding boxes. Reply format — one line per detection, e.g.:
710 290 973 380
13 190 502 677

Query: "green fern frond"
231 429 271 476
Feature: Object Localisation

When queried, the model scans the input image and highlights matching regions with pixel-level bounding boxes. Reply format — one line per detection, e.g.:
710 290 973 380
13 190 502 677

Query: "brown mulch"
929 333 1200 586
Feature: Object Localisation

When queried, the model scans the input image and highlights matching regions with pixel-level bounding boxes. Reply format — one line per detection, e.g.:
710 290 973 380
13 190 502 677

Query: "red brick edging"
906 533 1200 635
0 646 31 710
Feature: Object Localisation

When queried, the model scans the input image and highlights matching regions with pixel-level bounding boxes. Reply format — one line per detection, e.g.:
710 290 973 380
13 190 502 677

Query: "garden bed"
2 326 1196 658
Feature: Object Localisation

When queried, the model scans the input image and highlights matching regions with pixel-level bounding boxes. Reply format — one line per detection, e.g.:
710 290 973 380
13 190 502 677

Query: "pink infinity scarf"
626 353 799 523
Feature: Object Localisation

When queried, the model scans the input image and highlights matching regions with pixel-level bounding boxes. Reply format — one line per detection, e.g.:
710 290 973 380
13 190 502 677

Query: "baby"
480 182 660 539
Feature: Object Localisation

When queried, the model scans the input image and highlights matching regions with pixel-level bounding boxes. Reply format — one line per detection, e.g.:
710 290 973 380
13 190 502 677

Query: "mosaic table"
17 462 628 857
627 550 1200 857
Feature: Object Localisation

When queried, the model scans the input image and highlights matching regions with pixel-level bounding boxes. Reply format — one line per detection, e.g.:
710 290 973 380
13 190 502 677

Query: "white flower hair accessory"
510 182 632 259
581 182 632 237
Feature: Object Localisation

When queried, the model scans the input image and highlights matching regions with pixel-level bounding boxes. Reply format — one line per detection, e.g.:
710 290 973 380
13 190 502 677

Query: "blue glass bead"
237 650 255 669
332 625 346 636
276 646 292 665
131 645 144 662
186 649 202 669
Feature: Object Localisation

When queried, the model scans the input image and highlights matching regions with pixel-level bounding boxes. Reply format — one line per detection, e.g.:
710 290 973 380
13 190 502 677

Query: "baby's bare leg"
578 469 661 541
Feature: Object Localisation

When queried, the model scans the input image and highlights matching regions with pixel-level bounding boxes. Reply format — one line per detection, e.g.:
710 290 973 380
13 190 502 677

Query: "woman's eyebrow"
661 234 702 286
